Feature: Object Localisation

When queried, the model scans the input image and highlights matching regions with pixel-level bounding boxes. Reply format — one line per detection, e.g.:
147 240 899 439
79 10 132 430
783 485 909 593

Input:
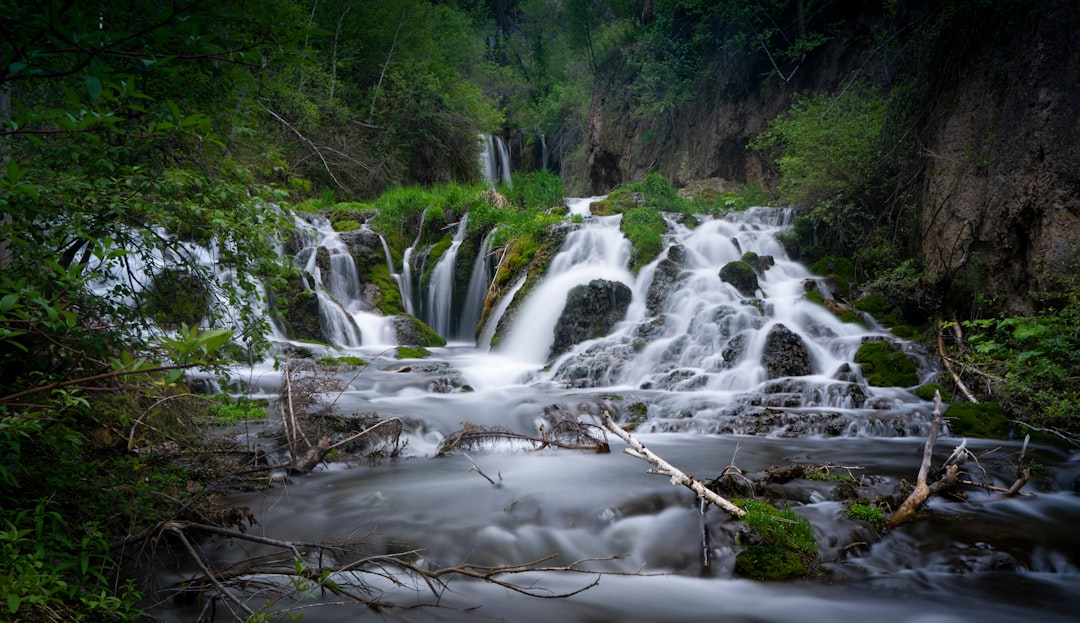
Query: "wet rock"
549 279 633 359
552 341 634 388
741 251 776 274
267 271 324 342
645 245 686 315
761 323 813 379
392 315 447 347
634 315 668 340
719 260 759 296
720 332 748 369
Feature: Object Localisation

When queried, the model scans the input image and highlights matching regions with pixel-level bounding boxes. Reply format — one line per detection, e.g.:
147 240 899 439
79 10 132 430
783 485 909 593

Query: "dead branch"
438 419 609 456
938 322 980 403
463 452 501 487
600 407 746 519
155 520 612 616
886 391 969 528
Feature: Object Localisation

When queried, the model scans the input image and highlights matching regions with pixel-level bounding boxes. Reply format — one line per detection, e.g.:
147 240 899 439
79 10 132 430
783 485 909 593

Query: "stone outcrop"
549 279 632 359
761 323 813 379
719 260 759 297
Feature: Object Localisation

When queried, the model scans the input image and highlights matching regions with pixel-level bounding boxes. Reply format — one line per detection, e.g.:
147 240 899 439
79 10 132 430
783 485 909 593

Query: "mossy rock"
719 260 759 296
809 256 855 299
368 263 406 316
734 545 809 581
396 345 432 359
855 340 919 387
332 219 361 233
914 383 953 402
944 401 1009 438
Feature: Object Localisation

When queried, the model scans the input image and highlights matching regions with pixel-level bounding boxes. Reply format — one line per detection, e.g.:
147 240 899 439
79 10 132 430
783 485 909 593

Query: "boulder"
549 279 632 359
761 323 813 379
719 260 760 297
645 245 686 315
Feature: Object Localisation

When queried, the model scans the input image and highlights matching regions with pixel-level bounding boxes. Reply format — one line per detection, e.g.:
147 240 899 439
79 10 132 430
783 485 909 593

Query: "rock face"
761 323 813 379
645 245 686 315
584 0 1080 314
549 279 632 359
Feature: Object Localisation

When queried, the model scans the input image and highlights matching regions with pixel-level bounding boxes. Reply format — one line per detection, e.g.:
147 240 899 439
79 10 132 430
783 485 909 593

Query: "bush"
620 206 667 272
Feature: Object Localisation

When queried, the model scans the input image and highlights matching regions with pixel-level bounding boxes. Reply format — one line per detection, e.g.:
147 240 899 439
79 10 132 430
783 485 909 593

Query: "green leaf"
85 75 102 102
0 293 18 312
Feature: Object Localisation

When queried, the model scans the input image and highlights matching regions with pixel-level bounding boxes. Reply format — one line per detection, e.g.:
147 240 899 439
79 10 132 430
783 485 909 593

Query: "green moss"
206 397 268 422
625 402 649 431
944 401 1009 438
734 545 808 581
804 290 826 305
855 341 919 387
809 256 856 299
620 206 667 273
397 345 432 359
914 384 953 402
846 502 885 524
838 309 861 324
320 355 368 367
332 219 361 233
368 262 406 315
719 260 760 297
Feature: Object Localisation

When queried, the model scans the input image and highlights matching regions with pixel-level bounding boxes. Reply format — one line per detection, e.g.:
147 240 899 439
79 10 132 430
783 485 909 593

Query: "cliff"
584 0 1080 315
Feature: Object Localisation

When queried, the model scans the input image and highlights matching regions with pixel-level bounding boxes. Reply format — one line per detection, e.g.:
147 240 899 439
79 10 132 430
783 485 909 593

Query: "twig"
938 323 980 403
463 452 501 487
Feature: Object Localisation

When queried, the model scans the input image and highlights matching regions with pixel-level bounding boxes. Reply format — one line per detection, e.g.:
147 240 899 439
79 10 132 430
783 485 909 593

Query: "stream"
156 201 1080 622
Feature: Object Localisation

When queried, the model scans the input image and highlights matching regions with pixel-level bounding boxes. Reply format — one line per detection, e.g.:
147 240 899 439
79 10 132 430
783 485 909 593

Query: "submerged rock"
549 279 633 359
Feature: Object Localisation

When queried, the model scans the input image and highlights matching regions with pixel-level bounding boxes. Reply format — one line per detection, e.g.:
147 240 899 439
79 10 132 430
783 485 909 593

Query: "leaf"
85 74 102 102
0 293 18 312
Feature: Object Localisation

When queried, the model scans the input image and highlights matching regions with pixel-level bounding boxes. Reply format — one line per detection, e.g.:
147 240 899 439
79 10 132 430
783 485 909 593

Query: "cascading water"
163 200 1080 623
291 215 395 347
458 229 496 341
478 133 512 186
422 215 469 339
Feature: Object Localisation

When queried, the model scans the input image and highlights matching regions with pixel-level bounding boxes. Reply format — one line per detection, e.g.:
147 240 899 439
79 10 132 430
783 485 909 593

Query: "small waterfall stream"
423 215 469 339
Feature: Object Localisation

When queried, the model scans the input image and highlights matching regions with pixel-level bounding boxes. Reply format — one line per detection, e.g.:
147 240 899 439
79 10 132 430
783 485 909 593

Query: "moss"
914 383 953 402
846 502 886 524
804 290 826 305
620 206 667 273
837 309 861 324
809 256 855 299
719 260 759 297
320 355 368 367
624 402 649 431
734 545 809 581
368 263 406 316
944 401 1009 438
855 341 919 387
741 251 759 265
332 219 361 233
396 345 432 359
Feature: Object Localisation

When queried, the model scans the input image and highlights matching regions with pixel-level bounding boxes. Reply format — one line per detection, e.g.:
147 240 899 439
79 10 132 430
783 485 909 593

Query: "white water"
424 215 470 339
498 214 634 363
479 133 513 186
458 229 496 341
160 203 1080 622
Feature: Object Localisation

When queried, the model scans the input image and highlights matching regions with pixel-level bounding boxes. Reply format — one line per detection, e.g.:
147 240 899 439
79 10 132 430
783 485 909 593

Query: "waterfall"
423 214 469 339
458 229 496 341
478 133 512 186
540 133 549 170
292 215 394 347
498 215 633 363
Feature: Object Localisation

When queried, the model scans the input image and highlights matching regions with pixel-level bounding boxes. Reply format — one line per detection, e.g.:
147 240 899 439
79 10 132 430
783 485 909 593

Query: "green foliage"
846 503 886 524
620 206 667 272
503 170 566 212
914 384 954 403
809 256 856 299
855 341 919 387
956 294 1080 436
750 85 887 205
944 402 1009 439
207 397 268 422
0 503 141 621
332 220 362 233
734 545 808 581
320 356 369 368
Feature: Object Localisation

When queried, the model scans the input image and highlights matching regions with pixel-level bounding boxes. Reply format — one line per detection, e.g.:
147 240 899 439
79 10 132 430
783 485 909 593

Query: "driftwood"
600 407 746 519
886 391 970 528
